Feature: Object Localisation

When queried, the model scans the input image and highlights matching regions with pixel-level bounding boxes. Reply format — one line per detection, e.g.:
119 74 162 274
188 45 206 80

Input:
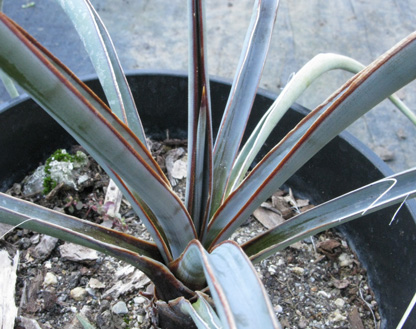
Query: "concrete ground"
1 0 415 172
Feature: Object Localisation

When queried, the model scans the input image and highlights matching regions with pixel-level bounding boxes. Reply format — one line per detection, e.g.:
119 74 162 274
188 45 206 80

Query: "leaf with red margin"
0 14 197 259
0 193 195 301
205 31 416 249
242 168 416 264
210 0 280 215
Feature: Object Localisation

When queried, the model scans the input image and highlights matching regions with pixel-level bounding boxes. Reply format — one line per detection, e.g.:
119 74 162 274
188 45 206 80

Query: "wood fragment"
104 179 123 218
348 307 365 329
253 207 284 229
0 248 19 329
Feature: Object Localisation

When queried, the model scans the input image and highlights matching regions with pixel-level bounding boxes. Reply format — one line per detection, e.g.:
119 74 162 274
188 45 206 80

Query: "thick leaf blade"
211 0 280 215
56 0 147 142
0 68 18 98
243 168 416 263
179 292 222 329
0 192 163 260
199 240 281 329
0 196 195 301
228 53 416 195
186 0 213 235
227 53 364 194
205 31 416 248
0 14 197 259
4 17 175 261
6 16 164 179
171 240 281 328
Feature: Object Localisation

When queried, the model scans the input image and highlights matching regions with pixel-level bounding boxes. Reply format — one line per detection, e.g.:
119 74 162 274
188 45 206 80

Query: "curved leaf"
205 31 416 248
7 17 164 179
179 292 222 329
0 195 195 301
0 192 163 260
211 0 280 215
0 14 197 259
56 0 147 142
227 53 363 194
193 240 281 329
2 17 174 261
228 53 416 195
0 68 19 98
242 168 416 263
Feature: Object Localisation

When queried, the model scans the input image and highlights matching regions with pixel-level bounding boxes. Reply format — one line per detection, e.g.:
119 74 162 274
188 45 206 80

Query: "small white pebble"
338 253 353 267
112 301 128 315
43 272 58 286
274 304 283 313
133 296 147 305
268 265 277 275
290 266 305 276
334 298 345 308
70 287 87 301
137 314 144 323
317 290 331 299
329 309 347 322
89 277 105 289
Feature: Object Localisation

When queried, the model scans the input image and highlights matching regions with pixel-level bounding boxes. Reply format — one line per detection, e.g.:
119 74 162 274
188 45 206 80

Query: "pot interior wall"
0 72 414 328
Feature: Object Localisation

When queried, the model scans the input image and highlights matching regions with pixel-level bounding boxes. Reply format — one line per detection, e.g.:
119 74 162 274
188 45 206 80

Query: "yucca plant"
0 0 416 328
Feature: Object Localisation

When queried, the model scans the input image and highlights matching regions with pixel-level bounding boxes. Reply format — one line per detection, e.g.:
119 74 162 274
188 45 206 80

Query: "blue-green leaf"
0 194 195 301
55 0 147 142
186 0 213 235
243 167 416 263
174 240 281 329
210 0 280 215
205 31 416 248
0 14 197 259
179 292 222 329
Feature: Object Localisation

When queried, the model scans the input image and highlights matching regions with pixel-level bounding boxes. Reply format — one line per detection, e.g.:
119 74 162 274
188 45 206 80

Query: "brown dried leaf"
253 207 284 229
317 239 341 252
347 307 365 329
332 279 350 289
271 196 293 219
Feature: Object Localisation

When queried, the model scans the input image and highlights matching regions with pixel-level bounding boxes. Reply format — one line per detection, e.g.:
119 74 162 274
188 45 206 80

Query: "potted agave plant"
0 0 416 328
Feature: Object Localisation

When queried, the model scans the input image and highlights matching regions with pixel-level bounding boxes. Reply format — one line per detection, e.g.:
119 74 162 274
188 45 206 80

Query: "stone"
19 316 43 329
43 272 58 286
70 287 88 301
133 296 147 305
29 235 58 260
59 242 99 263
317 290 331 299
274 304 283 313
330 309 347 322
171 158 187 179
334 298 345 308
165 148 186 186
338 253 354 267
290 266 305 276
112 301 128 315
96 310 115 329
136 314 144 324
103 265 150 298
22 166 46 196
0 250 19 329
89 277 106 289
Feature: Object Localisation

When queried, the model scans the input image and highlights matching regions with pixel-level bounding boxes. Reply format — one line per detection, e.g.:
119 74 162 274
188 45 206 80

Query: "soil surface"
3 141 379 329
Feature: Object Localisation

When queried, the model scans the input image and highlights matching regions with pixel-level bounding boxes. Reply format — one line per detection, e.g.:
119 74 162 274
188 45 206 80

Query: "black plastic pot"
1 71 415 328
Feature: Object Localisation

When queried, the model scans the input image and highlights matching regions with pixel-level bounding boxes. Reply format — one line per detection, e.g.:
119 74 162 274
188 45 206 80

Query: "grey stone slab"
1 0 415 171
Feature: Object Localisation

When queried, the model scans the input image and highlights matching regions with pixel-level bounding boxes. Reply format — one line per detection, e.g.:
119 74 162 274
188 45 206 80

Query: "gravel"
4 143 379 328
